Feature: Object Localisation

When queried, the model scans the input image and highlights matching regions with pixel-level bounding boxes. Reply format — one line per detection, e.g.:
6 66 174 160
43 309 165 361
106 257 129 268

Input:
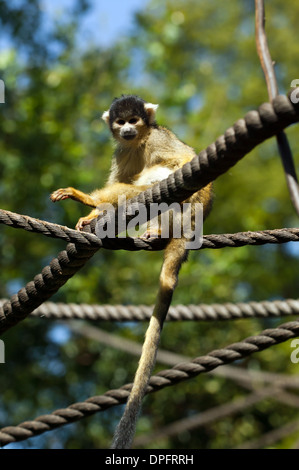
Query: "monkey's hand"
50 187 97 207
50 187 75 202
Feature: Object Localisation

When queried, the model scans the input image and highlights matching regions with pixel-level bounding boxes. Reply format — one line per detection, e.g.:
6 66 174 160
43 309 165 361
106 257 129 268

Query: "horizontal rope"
2 209 299 252
0 298 298 322
0 318 298 446
0 209 102 248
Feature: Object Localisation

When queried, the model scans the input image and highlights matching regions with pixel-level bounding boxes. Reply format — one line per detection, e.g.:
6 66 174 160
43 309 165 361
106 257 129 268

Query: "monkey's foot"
50 187 74 202
76 209 101 231
139 228 162 240
76 216 93 231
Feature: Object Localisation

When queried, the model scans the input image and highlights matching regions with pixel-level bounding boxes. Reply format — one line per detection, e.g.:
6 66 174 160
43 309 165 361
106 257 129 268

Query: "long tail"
111 237 188 449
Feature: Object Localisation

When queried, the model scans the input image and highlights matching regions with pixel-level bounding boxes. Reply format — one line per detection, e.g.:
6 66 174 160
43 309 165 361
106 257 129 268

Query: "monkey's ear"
144 103 159 124
102 110 110 124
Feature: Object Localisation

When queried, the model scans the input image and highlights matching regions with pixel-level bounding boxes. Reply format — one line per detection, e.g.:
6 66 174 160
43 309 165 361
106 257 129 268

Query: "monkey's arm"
51 183 151 231
75 183 151 231
51 183 150 207
50 187 98 207
89 183 150 206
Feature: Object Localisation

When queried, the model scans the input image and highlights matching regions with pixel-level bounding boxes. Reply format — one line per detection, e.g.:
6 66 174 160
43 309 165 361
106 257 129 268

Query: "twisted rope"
1 319 298 446
0 243 100 335
0 298 298 322
0 209 102 248
2 209 299 251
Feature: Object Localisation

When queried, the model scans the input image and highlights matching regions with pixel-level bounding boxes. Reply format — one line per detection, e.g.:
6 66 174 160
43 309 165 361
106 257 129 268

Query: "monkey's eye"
116 119 125 125
129 118 138 124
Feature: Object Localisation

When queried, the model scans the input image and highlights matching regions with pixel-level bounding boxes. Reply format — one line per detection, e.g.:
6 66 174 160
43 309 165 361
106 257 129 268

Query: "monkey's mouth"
123 134 136 140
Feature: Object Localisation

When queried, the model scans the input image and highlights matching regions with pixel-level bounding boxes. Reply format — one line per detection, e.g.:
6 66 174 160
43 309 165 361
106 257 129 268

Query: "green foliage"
1 0 299 449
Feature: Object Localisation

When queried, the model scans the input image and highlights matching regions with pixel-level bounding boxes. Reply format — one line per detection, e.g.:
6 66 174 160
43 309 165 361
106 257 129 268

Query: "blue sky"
42 0 148 47
0 0 149 61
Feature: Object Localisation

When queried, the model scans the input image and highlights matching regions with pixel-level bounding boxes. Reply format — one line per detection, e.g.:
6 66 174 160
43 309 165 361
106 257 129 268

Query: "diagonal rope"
0 319 298 446
0 243 100 335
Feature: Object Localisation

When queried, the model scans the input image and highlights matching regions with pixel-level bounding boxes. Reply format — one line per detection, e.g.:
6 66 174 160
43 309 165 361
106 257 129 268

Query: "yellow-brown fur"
50 95 213 448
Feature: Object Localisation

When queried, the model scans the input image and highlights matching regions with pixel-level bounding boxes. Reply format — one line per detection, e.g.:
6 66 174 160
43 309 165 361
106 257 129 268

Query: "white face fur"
101 102 159 142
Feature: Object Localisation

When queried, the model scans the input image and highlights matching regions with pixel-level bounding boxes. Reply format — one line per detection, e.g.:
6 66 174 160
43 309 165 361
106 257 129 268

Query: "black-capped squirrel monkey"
51 95 213 448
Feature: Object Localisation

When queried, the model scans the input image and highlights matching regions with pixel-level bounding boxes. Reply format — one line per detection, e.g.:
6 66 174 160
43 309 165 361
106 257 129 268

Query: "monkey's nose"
121 125 138 140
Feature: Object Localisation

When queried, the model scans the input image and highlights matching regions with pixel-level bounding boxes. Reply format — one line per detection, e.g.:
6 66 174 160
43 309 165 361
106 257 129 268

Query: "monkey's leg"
111 237 188 449
75 208 103 231
50 187 97 207
75 183 152 231
139 215 162 239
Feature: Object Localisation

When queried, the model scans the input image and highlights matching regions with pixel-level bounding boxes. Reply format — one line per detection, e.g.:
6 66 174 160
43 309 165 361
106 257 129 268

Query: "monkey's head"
102 95 159 144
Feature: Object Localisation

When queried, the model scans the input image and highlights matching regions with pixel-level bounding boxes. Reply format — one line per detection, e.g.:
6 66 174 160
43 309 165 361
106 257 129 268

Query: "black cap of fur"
108 95 150 128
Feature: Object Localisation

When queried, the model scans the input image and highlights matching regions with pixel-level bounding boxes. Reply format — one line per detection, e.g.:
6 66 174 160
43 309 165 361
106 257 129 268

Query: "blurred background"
0 0 299 449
